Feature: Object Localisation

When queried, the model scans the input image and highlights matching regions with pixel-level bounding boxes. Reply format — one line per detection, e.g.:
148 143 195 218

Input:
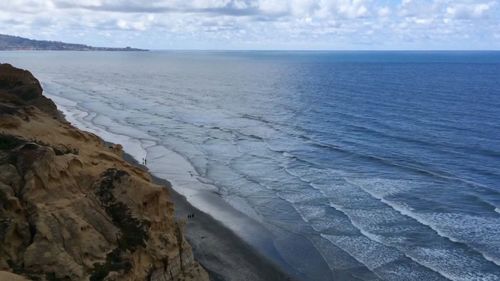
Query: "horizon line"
2 49 500 52
146 49 500 52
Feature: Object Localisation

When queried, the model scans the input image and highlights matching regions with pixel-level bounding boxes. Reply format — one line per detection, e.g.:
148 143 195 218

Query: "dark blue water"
2 51 500 281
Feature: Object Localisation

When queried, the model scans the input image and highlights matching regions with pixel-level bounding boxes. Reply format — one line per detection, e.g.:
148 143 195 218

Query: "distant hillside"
0 34 147 51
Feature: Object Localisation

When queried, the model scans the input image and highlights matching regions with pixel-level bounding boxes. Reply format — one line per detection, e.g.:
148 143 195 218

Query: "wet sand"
122 152 296 281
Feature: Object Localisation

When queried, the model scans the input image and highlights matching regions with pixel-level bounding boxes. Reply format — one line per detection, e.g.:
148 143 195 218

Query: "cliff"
0 64 209 281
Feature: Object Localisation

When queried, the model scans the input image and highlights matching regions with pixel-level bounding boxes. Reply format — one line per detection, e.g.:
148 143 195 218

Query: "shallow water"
2 51 500 281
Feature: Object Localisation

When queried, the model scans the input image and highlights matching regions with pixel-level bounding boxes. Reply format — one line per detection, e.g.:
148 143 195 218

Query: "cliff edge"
0 64 209 281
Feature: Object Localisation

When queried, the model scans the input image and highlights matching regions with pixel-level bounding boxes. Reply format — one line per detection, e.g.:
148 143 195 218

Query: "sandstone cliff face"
0 64 209 281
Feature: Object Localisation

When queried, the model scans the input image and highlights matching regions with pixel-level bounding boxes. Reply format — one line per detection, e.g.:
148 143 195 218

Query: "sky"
1 0 499 50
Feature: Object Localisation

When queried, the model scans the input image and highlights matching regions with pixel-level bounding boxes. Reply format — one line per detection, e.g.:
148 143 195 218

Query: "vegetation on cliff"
0 64 208 281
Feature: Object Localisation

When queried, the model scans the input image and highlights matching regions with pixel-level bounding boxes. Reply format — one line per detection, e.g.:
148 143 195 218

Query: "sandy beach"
122 152 296 281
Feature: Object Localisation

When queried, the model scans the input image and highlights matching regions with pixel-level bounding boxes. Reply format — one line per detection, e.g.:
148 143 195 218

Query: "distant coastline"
0 34 147 51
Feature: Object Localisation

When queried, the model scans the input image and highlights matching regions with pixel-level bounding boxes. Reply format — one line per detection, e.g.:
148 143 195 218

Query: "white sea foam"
344 176 500 275
24 55 499 281
321 234 401 271
284 169 500 280
44 91 149 162
44 86 279 263
361 184 500 267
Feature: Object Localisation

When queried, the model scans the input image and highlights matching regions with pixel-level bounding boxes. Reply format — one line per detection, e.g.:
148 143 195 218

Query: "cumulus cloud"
0 0 499 49
378 7 391 18
446 2 495 19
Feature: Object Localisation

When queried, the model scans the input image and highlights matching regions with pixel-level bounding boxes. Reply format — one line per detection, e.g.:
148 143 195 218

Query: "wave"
37 57 500 281
346 178 500 267
46 91 151 162
276 160 500 279
303 139 500 196
62 86 500 280
275 165 459 280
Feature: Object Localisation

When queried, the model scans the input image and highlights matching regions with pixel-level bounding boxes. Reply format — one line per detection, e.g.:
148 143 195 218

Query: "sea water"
2 51 500 281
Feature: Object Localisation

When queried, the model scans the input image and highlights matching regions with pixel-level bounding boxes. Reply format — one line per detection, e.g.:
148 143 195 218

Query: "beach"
0 61 296 281
2 51 500 280
2 0 500 280
122 152 296 281
0 63 210 281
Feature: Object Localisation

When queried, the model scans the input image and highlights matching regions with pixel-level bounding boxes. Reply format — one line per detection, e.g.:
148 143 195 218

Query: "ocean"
2 51 500 281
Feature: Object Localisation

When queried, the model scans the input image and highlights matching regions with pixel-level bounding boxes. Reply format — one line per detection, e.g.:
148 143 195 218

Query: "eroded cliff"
0 64 209 281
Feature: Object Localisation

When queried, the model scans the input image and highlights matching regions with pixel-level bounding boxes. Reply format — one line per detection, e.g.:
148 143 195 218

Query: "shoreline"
0 63 210 280
46 90 302 280
42 79 367 281
121 150 297 281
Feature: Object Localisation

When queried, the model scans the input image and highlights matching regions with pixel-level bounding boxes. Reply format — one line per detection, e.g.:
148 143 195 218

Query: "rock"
0 64 59 119
0 270 30 281
0 64 209 281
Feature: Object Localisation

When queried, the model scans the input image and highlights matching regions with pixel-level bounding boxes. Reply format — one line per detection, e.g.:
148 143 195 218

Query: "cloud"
115 15 154 31
0 0 499 49
53 0 259 15
52 0 372 18
446 2 495 19
378 7 391 18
